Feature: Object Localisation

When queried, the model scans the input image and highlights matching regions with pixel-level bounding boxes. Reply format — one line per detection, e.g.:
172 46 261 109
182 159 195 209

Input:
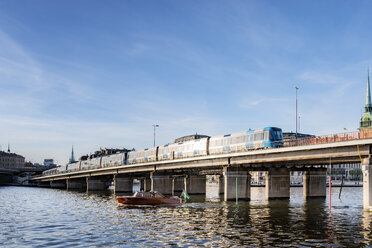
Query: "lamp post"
294 86 299 139
152 124 159 147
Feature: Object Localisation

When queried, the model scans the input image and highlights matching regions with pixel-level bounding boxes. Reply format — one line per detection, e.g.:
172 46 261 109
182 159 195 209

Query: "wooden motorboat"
116 191 182 206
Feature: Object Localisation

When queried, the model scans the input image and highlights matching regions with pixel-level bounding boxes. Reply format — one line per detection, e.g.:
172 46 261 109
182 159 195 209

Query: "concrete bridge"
0 167 47 185
32 138 372 210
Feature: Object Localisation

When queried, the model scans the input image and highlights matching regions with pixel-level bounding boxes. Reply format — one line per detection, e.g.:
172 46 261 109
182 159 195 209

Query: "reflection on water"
0 186 371 247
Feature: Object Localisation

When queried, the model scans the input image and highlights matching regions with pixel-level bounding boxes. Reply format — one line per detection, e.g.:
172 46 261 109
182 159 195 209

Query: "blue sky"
0 0 371 164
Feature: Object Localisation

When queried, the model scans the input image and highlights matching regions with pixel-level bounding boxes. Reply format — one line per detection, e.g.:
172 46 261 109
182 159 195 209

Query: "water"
0 186 371 247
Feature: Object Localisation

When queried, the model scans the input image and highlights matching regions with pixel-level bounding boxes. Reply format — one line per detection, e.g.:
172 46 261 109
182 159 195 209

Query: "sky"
0 0 371 165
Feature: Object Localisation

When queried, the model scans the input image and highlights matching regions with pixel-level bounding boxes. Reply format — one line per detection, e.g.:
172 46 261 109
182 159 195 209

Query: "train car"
55 165 68 174
80 159 90 170
172 138 209 159
209 127 283 155
127 147 157 164
89 157 102 169
157 144 175 161
42 168 57 176
101 152 126 167
66 161 81 173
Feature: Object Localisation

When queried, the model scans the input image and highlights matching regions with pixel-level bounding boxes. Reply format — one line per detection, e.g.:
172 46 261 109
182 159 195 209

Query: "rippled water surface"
1 186 372 247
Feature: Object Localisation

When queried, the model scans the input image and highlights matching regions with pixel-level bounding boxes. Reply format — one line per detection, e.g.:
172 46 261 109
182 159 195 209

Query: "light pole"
152 124 159 147
294 86 299 139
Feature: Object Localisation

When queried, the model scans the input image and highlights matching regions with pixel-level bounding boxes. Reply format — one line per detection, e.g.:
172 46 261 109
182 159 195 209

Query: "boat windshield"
133 191 165 198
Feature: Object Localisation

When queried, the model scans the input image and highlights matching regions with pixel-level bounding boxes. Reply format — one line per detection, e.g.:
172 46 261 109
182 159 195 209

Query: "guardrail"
284 130 372 147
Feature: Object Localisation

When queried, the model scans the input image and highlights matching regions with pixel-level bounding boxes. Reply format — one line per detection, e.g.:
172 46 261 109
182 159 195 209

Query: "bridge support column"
206 175 221 201
150 172 172 195
266 168 290 200
50 180 66 189
171 176 184 196
303 169 326 198
114 175 133 194
66 179 86 190
223 167 251 201
86 177 107 192
140 178 151 192
363 157 372 210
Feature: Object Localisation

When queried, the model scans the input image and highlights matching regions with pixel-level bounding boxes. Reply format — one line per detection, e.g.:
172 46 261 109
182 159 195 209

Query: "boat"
116 191 182 206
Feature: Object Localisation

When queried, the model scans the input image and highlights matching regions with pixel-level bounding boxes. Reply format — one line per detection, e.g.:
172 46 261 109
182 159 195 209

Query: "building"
283 132 315 140
174 134 210 143
69 146 76 163
43 159 54 166
0 151 25 168
360 70 372 129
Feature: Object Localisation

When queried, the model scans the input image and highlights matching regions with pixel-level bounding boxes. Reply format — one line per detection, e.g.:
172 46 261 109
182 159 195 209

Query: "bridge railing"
283 130 372 147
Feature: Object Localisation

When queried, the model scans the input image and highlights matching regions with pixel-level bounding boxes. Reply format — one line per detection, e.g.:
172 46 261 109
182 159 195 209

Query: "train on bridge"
42 127 283 176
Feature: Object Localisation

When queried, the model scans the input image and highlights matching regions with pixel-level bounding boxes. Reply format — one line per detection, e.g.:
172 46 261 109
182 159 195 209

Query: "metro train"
42 127 283 177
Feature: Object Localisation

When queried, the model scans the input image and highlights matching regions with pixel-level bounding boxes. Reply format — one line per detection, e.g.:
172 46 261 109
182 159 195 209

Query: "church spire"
7 143 10 153
366 68 372 111
69 146 76 163
360 69 372 130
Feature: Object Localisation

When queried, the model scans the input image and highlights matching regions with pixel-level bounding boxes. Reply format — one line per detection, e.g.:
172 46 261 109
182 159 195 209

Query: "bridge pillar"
363 157 372 210
140 177 151 192
50 180 66 189
303 169 327 198
265 168 290 200
150 172 172 195
206 175 221 201
86 177 107 192
66 179 86 190
114 175 133 194
171 176 184 196
223 167 251 201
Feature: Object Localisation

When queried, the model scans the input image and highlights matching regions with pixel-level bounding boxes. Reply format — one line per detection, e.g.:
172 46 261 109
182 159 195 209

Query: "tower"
69 146 76 163
7 143 10 153
360 69 372 129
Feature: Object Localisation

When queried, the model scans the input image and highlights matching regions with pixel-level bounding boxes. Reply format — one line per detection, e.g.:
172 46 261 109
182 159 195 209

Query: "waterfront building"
360 70 372 129
174 134 210 143
43 159 54 166
283 132 315 140
0 151 25 168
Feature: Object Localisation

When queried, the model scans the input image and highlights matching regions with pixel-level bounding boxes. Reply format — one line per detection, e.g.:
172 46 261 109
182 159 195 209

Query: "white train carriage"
67 161 81 173
80 159 90 170
90 157 102 169
127 147 157 164
42 168 57 176
55 165 68 174
101 152 126 167
172 138 209 159
209 127 283 155
157 144 175 161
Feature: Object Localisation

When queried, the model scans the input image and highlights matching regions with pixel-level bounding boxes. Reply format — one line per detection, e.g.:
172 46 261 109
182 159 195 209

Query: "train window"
274 130 283 140
255 132 264 140
264 131 269 140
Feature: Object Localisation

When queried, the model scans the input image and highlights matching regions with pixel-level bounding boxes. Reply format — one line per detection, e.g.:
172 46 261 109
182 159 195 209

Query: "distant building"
69 146 76 163
283 132 315 140
360 70 372 129
174 134 210 143
43 159 54 166
0 151 25 168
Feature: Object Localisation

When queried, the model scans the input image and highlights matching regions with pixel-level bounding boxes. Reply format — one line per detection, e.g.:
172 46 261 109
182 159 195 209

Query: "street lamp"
152 124 159 147
294 86 299 139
